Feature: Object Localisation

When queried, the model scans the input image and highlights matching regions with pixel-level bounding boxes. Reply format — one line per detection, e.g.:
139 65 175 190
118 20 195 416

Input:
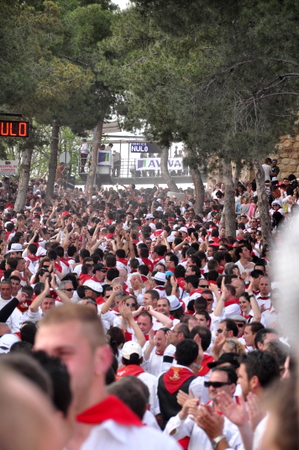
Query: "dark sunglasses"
217 329 224 334
43 265 51 269
126 302 136 307
63 288 74 292
237 323 245 328
200 285 209 288
204 381 232 388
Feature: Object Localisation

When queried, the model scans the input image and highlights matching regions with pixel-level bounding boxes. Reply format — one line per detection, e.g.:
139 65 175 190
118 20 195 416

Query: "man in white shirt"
35 304 181 450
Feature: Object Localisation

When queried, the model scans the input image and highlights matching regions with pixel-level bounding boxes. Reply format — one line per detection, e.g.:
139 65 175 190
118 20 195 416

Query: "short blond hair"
40 304 106 349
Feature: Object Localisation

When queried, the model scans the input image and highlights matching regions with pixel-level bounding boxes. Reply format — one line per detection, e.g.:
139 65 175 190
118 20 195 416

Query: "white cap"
178 227 188 233
83 279 103 293
122 341 142 359
153 272 166 283
145 214 154 219
0 334 20 354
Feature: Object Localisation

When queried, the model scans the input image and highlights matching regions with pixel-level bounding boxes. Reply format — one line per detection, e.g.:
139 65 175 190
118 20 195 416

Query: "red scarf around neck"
76 395 142 426
116 364 145 380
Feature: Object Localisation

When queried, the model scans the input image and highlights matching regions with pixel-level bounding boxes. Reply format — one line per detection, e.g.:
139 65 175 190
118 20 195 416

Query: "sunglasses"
43 266 50 269
200 285 209 288
63 288 74 292
126 303 136 307
217 329 224 334
204 381 232 388
237 323 245 328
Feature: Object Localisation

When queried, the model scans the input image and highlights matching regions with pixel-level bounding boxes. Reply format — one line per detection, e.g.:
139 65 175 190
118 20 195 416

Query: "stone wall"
277 135 299 179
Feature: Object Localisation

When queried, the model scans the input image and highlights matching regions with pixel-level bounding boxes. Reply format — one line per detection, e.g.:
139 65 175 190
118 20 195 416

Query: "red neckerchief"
79 274 92 284
257 295 271 300
155 350 164 356
95 295 105 305
217 265 225 275
154 230 163 237
154 286 165 291
27 254 39 262
176 277 185 290
116 365 145 380
92 276 105 284
17 299 32 313
141 275 148 282
224 297 239 307
163 367 195 394
117 257 128 266
190 288 202 296
241 312 251 320
106 233 114 239
60 257 70 267
153 256 164 265
76 395 142 426
198 354 213 376
208 280 217 286
252 289 259 295
140 257 154 272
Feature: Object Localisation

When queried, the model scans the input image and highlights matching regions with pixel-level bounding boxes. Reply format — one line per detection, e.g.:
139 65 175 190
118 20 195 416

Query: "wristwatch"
211 435 226 449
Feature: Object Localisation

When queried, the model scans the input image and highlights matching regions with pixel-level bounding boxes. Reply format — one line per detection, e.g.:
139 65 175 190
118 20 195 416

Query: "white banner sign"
136 158 183 171
0 160 18 175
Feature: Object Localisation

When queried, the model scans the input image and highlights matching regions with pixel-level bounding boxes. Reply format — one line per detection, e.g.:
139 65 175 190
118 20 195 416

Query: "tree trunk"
253 159 272 245
160 146 179 192
14 146 34 212
86 121 103 191
233 158 242 188
190 167 204 214
46 120 60 203
223 159 236 238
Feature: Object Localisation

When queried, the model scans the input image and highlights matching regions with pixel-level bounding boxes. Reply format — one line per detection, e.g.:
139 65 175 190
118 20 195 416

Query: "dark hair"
245 321 265 335
254 328 279 349
107 376 147 420
184 275 199 289
239 351 280 388
20 321 37 345
190 325 211 351
212 366 238 385
221 319 238 337
176 339 199 366
106 268 119 281
107 327 125 356
33 350 72 417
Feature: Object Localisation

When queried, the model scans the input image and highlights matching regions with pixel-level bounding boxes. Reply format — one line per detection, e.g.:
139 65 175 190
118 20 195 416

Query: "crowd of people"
0 165 298 450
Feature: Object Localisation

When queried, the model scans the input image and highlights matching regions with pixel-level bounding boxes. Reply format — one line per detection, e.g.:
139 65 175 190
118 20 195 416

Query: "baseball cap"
207 352 240 369
122 341 142 360
0 334 20 354
94 263 107 272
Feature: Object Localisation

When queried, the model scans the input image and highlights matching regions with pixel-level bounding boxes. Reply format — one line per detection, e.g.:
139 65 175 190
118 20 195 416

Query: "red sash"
76 395 142 426
116 365 145 380
163 367 195 394
54 262 62 273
